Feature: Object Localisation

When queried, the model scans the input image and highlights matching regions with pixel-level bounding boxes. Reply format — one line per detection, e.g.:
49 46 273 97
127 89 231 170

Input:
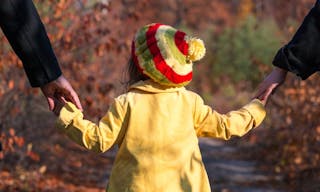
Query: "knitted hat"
131 23 206 87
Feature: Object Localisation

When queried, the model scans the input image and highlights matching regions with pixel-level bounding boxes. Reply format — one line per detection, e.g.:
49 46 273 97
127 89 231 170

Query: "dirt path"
0 134 288 192
99 138 287 192
200 138 286 192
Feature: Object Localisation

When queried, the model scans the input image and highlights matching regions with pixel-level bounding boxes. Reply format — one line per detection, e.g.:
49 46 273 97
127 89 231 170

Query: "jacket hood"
129 80 186 93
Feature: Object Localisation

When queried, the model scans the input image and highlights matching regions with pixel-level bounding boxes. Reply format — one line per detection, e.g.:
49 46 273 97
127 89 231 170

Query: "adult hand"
254 67 288 101
52 98 66 116
40 75 83 111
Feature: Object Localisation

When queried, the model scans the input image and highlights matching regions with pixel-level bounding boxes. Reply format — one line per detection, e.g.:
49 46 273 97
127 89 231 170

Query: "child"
54 23 267 192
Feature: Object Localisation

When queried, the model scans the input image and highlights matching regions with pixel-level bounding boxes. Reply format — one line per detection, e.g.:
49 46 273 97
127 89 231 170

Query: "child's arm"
55 99 125 153
193 95 266 140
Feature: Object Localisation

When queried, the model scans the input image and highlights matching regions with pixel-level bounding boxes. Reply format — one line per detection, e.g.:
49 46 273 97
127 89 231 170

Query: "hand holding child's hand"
259 98 268 106
41 75 82 111
254 67 287 102
53 98 66 116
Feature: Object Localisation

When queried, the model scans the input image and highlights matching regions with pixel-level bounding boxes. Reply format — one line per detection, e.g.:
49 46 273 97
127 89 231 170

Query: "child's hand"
53 98 66 116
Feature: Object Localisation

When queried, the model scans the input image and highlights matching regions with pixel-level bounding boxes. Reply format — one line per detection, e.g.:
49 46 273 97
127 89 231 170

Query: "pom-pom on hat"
131 23 206 87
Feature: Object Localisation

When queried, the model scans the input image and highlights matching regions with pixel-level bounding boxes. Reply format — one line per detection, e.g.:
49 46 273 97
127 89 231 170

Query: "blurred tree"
210 15 283 86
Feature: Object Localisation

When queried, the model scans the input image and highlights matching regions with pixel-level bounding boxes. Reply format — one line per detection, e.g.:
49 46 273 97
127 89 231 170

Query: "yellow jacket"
56 80 266 192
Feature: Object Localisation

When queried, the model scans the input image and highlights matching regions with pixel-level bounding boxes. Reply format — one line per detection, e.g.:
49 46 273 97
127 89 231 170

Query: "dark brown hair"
125 57 149 89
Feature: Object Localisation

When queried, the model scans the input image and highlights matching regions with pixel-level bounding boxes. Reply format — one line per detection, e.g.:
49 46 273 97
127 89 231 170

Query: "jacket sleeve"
0 0 62 87
194 97 266 140
56 100 126 153
273 0 320 80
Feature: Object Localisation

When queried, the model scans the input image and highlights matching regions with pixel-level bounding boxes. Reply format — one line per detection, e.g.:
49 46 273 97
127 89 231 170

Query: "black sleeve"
273 0 320 80
0 0 62 87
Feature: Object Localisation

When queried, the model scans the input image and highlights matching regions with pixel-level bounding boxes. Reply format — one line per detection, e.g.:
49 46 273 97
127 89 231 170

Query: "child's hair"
125 56 149 88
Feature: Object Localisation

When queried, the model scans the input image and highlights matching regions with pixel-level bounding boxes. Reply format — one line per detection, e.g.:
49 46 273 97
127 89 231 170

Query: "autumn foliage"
0 0 319 191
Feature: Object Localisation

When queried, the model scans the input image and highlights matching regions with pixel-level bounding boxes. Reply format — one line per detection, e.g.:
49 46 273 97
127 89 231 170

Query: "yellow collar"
129 80 186 93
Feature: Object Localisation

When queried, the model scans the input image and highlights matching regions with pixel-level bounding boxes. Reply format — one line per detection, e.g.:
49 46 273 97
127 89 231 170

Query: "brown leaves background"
0 0 319 191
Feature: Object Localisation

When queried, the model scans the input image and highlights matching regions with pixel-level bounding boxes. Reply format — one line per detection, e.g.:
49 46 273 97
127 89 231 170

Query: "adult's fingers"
70 91 83 111
262 84 278 101
254 87 265 99
60 96 67 103
253 82 269 99
46 97 55 111
61 88 83 111
54 75 83 110
52 100 61 116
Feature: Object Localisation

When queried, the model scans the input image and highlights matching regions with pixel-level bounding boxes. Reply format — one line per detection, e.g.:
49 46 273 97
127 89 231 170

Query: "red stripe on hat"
146 24 192 84
174 31 188 55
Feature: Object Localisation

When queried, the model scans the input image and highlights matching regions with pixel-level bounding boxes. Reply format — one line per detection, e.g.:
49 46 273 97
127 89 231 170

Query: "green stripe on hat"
134 28 172 85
